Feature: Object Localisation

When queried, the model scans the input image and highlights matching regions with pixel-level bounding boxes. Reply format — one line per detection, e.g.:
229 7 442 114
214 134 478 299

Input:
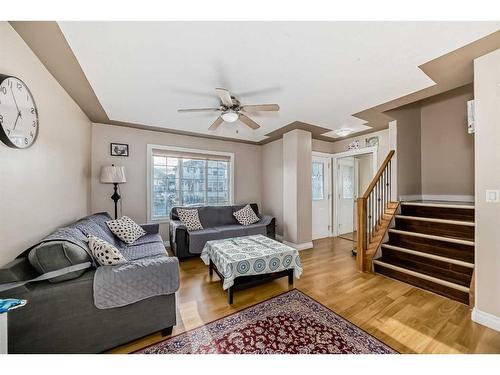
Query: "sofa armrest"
257 214 274 226
0 257 38 284
141 223 160 234
258 214 276 240
169 220 190 259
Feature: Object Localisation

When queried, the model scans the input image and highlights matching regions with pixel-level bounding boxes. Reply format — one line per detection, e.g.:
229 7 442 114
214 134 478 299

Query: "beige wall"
387 104 422 197
91 123 262 238
420 85 474 196
473 49 500 322
261 139 284 235
313 128 390 169
0 22 92 266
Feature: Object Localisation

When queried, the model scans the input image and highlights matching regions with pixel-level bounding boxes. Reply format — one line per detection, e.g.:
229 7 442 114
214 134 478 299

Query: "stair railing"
356 150 395 271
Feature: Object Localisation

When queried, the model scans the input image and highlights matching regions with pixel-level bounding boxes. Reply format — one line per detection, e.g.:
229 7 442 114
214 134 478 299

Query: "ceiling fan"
177 88 279 131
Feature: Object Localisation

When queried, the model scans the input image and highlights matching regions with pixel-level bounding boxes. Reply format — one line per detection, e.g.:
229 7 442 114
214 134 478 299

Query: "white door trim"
312 152 333 239
332 146 378 237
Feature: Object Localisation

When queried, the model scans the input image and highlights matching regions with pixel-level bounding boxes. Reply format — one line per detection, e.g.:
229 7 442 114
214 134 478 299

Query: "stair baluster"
356 150 396 272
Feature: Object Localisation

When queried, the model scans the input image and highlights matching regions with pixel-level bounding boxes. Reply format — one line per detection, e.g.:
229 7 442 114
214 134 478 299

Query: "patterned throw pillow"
233 204 260 226
87 235 126 266
106 216 147 244
177 209 203 231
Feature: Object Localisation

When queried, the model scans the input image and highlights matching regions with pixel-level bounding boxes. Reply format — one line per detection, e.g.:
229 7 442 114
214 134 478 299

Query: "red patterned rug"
136 289 396 354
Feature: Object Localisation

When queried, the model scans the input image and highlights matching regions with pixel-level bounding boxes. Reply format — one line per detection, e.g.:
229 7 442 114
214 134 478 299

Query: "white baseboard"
399 195 422 201
283 241 314 251
399 194 474 203
422 194 475 203
472 308 500 332
276 234 284 242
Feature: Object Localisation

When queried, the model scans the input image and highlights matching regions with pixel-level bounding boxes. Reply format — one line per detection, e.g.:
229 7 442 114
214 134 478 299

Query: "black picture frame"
110 143 129 157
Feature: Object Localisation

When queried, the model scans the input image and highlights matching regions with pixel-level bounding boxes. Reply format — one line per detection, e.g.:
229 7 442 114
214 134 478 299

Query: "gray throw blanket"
35 213 179 309
93 255 179 309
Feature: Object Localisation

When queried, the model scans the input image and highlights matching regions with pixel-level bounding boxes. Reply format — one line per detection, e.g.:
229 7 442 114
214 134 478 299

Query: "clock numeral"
1 87 6 95
30 107 35 114
0 114 3 123
32 120 36 127
30 131 34 138
17 82 22 90
6 129 10 136
24 138 28 145
8 80 12 88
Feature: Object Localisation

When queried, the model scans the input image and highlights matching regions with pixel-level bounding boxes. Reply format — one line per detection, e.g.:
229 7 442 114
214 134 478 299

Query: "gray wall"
0 22 92 266
387 103 422 198
91 123 262 238
420 85 474 196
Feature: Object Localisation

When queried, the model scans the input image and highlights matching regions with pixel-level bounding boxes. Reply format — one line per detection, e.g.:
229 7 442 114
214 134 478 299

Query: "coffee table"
200 235 303 304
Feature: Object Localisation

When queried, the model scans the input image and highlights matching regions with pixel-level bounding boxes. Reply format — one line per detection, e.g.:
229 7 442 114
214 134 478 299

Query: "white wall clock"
0 74 39 149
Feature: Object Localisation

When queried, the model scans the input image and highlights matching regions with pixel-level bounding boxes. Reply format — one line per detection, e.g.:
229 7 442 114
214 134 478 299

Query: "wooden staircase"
373 202 475 305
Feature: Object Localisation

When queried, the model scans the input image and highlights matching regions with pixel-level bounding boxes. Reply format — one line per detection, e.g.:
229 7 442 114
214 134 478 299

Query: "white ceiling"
59 22 500 142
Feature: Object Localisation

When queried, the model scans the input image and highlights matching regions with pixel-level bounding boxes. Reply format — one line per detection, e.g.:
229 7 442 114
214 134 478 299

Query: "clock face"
0 75 39 149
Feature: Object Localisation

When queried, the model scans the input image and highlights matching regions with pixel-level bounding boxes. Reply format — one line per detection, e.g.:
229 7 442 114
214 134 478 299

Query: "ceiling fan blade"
215 88 234 107
178 108 220 112
241 104 280 112
208 116 224 131
239 114 261 130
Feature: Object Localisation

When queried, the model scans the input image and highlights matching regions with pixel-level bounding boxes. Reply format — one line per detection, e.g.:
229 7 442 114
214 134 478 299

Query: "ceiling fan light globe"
221 111 239 123
334 128 353 137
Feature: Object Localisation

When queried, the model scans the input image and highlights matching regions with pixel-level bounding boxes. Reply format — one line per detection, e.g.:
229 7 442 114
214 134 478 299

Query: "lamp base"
111 183 121 220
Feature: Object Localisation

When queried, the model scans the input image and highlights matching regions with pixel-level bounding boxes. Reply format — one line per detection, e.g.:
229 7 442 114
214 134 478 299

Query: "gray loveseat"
0 212 179 354
169 203 275 259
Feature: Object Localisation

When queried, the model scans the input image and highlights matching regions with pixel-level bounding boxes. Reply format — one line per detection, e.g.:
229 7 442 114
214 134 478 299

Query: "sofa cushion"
106 216 147 244
28 241 92 283
187 228 223 255
214 223 267 239
198 205 238 228
177 209 203 231
233 204 260 225
121 237 167 261
88 235 127 266
171 204 260 228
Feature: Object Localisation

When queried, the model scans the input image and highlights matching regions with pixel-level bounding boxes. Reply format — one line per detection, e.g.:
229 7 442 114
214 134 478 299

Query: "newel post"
357 197 367 272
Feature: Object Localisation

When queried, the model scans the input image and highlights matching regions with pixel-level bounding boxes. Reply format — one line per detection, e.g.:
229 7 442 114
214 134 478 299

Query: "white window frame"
147 144 235 223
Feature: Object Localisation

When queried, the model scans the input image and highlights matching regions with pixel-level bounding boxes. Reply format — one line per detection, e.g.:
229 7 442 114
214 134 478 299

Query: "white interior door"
312 156 330 240
337 157 355 236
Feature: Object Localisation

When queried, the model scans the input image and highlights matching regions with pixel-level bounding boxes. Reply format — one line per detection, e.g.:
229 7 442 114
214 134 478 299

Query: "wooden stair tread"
394 215 474 226
381 244 474 268
373 260 470 304
373 259 470 292
388 229 475 246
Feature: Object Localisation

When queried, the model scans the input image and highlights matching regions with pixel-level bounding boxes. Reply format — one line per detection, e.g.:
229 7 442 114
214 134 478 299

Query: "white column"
388 120 398 202
0 313 7 354
472 48 500 332
282 129 313 249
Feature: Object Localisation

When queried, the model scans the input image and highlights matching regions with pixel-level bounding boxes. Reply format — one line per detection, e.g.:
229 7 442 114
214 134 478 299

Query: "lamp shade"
100 165 126 184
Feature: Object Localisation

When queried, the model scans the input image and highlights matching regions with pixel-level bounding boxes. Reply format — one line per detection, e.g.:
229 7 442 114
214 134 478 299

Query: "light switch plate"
486 190 500 203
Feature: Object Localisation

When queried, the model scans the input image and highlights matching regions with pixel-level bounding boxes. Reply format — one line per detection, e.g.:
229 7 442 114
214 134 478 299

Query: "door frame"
311 152 333 239
332 146 378 237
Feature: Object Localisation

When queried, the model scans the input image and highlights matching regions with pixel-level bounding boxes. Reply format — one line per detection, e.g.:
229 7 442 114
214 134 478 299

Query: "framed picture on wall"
110 143 129 157
365 136 379 148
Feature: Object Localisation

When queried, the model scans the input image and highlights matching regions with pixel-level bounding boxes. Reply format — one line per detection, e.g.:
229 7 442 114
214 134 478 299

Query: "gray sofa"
0 212 179 354
169 203 275 259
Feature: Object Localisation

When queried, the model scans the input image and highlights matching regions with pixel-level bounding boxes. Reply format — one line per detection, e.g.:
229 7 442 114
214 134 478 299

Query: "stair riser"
401 205 474 221
395 218 474 241
374 264 469 304
381 248 472 287
388 232 474 263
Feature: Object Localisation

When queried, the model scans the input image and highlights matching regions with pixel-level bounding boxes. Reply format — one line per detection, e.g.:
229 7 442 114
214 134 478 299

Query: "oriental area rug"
136 289 396 354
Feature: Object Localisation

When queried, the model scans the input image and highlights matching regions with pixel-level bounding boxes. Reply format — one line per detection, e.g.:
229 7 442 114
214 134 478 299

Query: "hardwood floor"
109 237 500 354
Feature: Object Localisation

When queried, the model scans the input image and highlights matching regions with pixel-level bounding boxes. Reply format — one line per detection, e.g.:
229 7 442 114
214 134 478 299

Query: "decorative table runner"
200 234 303 290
